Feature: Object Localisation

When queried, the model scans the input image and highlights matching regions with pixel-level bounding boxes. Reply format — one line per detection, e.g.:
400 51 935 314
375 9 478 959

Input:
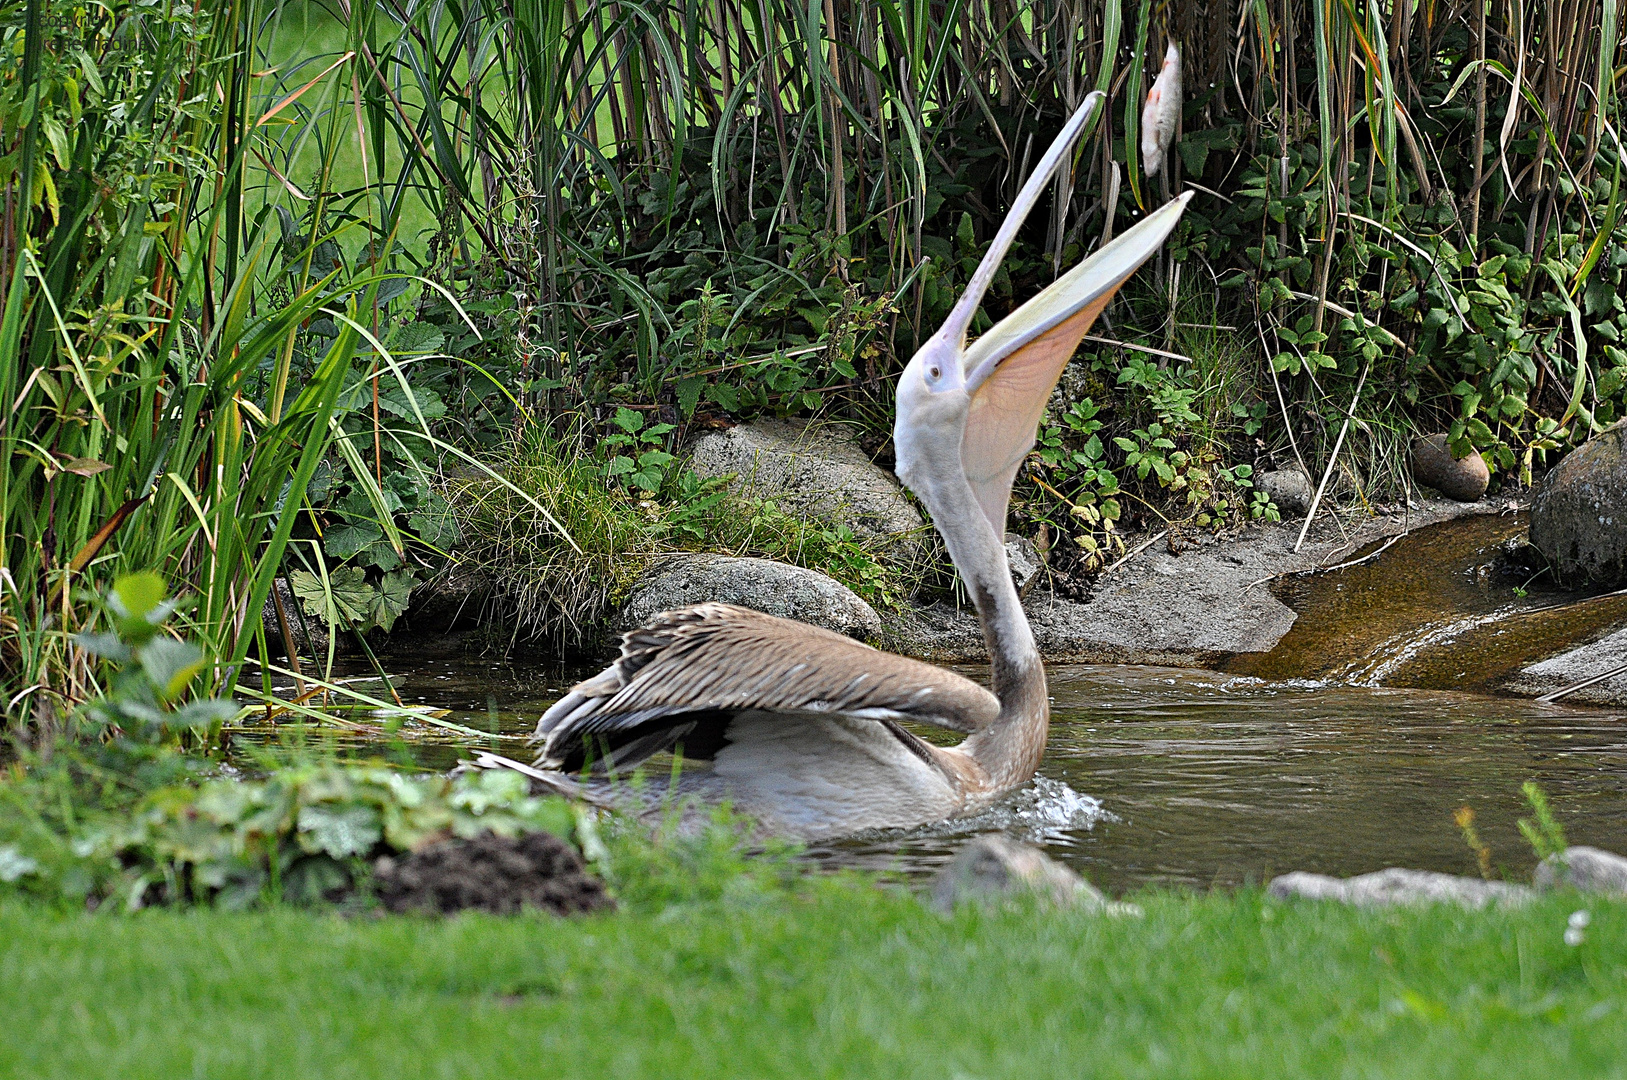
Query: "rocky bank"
882 497 1516 665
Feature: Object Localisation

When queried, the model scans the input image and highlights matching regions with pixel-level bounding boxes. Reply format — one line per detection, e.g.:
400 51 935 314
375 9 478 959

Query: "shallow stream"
244 513 1627 893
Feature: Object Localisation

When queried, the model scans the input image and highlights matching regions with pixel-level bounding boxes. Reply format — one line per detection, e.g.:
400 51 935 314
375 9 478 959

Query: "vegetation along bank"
3 0 1625 716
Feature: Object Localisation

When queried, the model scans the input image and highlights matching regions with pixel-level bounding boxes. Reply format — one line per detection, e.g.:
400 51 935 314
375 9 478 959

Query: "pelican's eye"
928 365 941 380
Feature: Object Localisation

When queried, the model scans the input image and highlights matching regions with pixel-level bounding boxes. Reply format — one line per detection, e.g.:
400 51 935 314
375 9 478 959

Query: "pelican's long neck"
921 456 1049 794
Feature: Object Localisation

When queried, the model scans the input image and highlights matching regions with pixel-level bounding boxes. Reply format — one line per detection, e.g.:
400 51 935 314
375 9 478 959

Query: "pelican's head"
895 94 1191 543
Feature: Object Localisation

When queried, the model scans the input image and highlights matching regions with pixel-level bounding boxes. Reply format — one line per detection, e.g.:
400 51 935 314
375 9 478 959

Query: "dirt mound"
374 831 614 916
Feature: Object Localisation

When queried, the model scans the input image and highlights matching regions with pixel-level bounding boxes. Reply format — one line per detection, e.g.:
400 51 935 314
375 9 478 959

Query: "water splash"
993 776 1114 840
853 776 1113 847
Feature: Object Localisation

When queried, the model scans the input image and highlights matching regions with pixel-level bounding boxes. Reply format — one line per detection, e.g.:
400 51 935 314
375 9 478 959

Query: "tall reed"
0 0 376 724
280 0 1624 489
5 0 1624 720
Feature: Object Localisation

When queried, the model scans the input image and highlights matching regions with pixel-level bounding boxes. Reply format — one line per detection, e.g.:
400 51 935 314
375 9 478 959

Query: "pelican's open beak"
962 193 1193 394
955 194 1193 536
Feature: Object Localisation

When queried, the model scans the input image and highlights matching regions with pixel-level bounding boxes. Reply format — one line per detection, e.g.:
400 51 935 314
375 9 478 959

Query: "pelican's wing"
959 193 1193 535
532 603 999 773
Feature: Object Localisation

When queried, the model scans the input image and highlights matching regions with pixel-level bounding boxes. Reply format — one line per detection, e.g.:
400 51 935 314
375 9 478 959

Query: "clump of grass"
698 497 937 613
595 798 810 913
444 424 665 650
1454 785 1575 883
446 422 925 651
1517 781 1569 861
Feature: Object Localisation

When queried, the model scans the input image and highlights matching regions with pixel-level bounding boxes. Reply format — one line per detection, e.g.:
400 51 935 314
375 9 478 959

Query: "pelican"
532 93 1191 840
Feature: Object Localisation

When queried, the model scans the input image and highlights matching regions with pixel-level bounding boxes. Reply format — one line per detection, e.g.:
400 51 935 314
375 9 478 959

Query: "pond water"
243 512 1627 895
823 668 1627 895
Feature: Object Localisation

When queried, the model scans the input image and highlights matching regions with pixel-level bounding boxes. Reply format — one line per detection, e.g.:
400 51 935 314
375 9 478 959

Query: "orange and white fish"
1141 40 1182 177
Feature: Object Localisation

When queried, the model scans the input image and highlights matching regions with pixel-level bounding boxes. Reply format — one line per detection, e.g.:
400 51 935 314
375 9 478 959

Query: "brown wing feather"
532 603 1000 770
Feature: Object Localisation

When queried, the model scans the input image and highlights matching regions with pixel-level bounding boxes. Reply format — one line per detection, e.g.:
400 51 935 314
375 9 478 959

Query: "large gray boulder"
1530 420 1627 587
688 419 928 563
618 554 881 641
1534 846 1627 896
1268 867 1533 908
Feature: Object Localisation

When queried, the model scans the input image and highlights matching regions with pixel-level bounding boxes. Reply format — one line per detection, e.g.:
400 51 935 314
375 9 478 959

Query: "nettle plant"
601 407 678 494
1032 399 1127 572
74 575 239 747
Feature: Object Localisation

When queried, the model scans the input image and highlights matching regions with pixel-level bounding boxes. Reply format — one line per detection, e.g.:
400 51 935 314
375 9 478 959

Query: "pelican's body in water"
529 94 1191 840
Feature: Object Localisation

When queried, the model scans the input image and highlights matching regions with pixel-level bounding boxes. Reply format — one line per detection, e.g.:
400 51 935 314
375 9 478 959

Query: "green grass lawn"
3 885 1625 1079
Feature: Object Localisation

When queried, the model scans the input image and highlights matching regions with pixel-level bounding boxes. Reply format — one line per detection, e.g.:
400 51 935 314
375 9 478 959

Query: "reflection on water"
233 654 573 773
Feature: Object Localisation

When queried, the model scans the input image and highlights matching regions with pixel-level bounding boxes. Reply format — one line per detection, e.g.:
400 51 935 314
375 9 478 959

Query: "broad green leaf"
111 573 168 626
139 637 208 703
282 855 352 905
324 519 384 560
387 322 445 355
167 698 239 732
289 566 372 627
409 493 461 550
378 384 447 421
74 631 131 663
450 769 530 814
366 570 416 633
